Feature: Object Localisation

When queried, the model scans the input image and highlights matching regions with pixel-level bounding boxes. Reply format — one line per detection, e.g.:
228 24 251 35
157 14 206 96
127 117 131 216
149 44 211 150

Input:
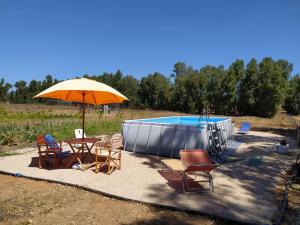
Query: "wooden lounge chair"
95 134 123 175
36 134 63 168
162 149 219 192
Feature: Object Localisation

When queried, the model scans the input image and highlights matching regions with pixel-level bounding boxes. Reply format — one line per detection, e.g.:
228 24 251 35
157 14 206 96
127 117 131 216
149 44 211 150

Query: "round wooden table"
64 137 101 168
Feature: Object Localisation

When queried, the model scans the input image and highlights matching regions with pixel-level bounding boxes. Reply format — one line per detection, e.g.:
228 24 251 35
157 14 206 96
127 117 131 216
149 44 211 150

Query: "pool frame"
122 116 233 158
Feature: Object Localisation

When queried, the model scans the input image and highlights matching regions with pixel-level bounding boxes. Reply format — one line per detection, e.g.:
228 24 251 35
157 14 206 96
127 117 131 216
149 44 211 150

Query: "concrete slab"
0 131 299 225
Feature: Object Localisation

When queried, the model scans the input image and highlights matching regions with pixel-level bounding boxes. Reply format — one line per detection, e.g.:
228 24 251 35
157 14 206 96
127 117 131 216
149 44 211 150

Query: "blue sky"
0 0 299 84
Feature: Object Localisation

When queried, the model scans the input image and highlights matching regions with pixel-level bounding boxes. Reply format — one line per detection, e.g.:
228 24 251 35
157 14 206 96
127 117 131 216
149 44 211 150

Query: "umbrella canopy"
34 78 128 138
34 78 128 104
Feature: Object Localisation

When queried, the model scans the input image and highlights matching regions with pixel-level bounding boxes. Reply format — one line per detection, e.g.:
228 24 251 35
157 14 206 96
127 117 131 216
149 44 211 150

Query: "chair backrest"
44 134 59 149
111 134 123 150
241 122 251 129
36 135 47 155
36 135 46 148
75 129 87 139
180 149 216 172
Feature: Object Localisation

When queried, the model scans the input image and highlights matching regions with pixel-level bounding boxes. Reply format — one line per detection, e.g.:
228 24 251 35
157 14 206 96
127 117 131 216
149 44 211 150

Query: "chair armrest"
46 148 63 151
192 163 220 167
40 149 62 153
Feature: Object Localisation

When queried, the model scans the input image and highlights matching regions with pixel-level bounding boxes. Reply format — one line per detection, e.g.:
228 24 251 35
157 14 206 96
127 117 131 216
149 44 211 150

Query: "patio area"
0 130 299 225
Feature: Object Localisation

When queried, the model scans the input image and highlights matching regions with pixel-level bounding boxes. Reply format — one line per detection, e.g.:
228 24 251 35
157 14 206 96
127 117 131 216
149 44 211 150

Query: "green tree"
172 70 208 113
284 75 300 115
254 58 285 117
202 65 225 114
90 70 123 89
0 78 12 102
27 79 42 103
139 73 170 110
238 59 258 115
42 75 54 90
220 60 244 115
14 80 28 103
118 75 140 107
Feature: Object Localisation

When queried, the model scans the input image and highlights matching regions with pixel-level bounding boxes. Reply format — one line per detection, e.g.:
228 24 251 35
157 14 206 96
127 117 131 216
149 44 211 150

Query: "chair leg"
53 154 58 167
38 157 42 169
182 174 186 192
95 148 99 173
107 156 111 175
208 172 214 192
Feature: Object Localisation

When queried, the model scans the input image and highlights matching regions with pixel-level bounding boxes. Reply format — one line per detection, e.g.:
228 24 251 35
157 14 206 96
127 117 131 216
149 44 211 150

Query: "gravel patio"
0 131 299 225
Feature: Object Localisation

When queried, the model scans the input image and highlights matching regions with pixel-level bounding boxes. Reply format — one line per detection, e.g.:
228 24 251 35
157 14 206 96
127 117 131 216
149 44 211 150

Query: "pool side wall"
122 117 232 158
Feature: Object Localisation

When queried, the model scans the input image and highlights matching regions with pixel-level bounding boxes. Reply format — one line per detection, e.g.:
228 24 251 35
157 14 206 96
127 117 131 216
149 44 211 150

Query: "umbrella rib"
92 91 97 105
65 90 72 101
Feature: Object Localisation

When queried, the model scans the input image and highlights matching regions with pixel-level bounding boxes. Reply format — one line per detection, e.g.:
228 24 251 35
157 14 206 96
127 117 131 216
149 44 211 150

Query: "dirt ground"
282 172 300 225
0 174 237 225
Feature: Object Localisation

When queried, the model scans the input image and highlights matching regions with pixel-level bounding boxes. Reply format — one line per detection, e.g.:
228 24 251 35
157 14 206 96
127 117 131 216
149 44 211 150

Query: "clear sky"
0 0 299 84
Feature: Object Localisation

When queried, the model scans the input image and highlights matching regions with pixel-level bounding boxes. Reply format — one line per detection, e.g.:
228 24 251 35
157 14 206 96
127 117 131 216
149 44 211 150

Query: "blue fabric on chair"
44 134 60 149
44 134 70 159
237 122 251 134
48 151 70 159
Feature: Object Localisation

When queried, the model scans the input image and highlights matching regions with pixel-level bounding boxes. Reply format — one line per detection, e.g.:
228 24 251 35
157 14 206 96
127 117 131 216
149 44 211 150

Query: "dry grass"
0 103 77 112
294 115 300 123
232 109 298 132
1 103 297 128
0 103 298 148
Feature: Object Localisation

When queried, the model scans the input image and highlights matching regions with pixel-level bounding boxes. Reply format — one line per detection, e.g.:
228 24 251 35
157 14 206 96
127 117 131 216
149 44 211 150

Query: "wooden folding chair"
95 134 123 175
36 135 63 168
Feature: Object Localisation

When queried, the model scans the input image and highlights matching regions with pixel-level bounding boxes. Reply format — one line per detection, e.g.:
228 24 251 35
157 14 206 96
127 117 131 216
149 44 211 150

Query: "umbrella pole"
82 92 85 139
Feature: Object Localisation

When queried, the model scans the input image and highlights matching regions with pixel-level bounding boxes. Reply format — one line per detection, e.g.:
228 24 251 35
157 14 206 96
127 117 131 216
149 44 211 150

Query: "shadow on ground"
125 131 300 224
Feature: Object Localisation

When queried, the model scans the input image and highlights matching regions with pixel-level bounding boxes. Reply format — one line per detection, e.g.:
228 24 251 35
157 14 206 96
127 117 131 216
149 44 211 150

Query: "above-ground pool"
122 116 232 158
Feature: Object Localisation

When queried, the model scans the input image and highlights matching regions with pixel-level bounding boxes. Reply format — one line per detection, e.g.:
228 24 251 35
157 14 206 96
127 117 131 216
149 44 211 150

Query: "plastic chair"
237 122 251 134
75 129 87 139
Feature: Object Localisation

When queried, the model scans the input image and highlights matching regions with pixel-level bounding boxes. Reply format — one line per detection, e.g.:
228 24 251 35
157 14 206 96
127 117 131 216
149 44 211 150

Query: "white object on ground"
72 163 83 170
274 143 289 153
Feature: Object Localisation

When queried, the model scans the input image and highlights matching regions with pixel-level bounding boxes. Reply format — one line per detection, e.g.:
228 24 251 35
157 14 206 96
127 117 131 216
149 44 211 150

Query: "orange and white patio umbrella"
34 78 128 137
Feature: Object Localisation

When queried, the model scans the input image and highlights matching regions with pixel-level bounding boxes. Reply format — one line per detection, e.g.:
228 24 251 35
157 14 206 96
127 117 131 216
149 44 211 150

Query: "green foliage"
0 78 11 102
118 75 140 107
205 66 225 114
139 73 171 110
284 75 300 115
0 58 297 117
220 60 245 115
172 69 208 113
238 59 258 115
0 107 79 121
253 58 289 117
0 119 121 146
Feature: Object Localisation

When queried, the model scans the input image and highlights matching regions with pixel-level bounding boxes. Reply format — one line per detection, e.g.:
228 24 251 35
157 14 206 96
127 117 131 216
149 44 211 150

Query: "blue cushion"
239 122 251 132
48 151 70 159
44 134 59 149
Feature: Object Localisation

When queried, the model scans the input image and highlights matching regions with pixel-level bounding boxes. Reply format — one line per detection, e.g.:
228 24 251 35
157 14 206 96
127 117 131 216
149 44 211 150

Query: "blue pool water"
131 116 228 126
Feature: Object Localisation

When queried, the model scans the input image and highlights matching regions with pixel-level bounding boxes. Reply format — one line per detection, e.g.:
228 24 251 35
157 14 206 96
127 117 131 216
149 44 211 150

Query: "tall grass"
0 119 122 146
0 107 80 122
0 103 185 147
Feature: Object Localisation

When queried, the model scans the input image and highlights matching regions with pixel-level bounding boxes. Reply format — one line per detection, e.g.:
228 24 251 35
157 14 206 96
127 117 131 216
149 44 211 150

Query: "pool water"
132 116 228 126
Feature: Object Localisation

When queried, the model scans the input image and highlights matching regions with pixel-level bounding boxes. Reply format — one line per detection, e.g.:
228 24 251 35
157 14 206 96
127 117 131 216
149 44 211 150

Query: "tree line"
0 57 299 117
